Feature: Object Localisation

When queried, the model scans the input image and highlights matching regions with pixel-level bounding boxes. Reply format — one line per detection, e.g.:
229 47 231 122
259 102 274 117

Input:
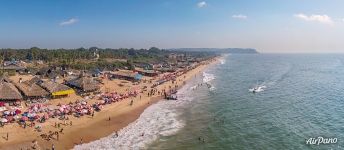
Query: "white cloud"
232 14 248 19
294 13 334 25
197 1 207 8
59 18 78 26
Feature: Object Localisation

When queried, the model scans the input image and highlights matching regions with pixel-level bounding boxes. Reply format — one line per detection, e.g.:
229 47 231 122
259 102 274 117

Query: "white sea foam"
209 85 216 91
190 85 197 90
219 59 226 65
219 54 230 65
74 82 196 150
203 72 216 91
202 72 215 83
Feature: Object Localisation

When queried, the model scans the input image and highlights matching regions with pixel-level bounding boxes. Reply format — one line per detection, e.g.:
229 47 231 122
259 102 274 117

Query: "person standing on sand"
108 117 111 121
31 140 37 149
80 137 83 144
52 144 55 150
6 132 8 141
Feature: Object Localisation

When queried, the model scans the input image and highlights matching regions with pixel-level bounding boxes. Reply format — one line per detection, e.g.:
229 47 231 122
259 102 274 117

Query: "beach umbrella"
0 102 5 107
22 112 28 116
15 109 21 115
82 109 88 114
48 111 54 116
3 111 10 115
6 116 13 122
27 113 36 118
0 118 8 123
59 108 64 112
14 115 20 120
21 116 28 121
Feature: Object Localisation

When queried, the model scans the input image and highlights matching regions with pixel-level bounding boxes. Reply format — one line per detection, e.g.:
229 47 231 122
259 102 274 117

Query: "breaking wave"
203 72 216 91
203 72 215 83
219 59 226 65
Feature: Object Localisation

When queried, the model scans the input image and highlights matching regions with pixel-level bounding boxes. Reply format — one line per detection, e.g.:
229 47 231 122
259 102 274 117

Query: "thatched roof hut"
40 81 74 97
2 63 26 71
67 76 100 92
0 78 22 100
15 78 49 98
0 75 12 83
111 70 143 81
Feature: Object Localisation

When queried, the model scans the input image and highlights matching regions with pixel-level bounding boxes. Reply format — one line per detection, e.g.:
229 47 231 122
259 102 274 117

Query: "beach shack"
66 75 100 92
1 63 26 76
134 68 158 77
39 80 75 98
111 70 142 81
36 67 64 79
0 76 22 103
15 77 49 99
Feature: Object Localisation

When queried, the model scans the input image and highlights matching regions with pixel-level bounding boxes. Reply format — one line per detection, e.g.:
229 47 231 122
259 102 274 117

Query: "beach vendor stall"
15 78 49 99
110 70 143 82
39 80 75 98
66 75 100 93
0 76 23 104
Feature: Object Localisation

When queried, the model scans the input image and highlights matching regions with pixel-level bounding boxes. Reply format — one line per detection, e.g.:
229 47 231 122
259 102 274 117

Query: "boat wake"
249 84 267 93
74 83 196 150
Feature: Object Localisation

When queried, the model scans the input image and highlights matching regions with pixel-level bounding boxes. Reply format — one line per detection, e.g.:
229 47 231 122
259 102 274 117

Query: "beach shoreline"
0 57 220 150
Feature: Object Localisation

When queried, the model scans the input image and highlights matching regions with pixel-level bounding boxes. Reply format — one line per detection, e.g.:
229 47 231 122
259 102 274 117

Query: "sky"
1 0 344 53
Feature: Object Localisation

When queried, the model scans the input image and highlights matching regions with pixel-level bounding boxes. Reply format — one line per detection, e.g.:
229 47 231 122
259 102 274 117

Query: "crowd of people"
0 89 141 128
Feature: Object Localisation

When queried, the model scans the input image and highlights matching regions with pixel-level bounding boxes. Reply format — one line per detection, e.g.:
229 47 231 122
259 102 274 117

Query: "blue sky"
1 0 344 52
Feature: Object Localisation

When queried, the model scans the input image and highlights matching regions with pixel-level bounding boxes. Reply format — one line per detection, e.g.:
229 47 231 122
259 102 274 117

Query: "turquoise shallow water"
148 54 344 150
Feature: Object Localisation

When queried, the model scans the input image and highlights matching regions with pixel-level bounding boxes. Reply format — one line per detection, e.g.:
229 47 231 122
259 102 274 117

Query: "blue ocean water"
148 54 344 150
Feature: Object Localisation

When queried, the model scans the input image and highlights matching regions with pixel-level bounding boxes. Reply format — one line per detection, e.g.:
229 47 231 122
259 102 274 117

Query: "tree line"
0 47 216 70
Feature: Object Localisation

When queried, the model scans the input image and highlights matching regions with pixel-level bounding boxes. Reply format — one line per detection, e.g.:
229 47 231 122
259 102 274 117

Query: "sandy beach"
0 58 219 150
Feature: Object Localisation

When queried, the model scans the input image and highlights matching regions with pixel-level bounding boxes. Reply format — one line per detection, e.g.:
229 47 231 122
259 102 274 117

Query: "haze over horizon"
1 0 344 53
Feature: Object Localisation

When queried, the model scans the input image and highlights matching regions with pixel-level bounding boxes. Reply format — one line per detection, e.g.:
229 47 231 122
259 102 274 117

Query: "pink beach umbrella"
59 107 64 112
6 116 13 122
43 114 49 119
21 116 29 121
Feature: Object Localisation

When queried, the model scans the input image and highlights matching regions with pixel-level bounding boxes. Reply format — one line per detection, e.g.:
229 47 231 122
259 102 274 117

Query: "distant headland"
170 48 259 54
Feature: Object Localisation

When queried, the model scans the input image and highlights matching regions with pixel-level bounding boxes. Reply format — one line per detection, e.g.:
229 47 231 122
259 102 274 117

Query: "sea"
75 54 344 150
